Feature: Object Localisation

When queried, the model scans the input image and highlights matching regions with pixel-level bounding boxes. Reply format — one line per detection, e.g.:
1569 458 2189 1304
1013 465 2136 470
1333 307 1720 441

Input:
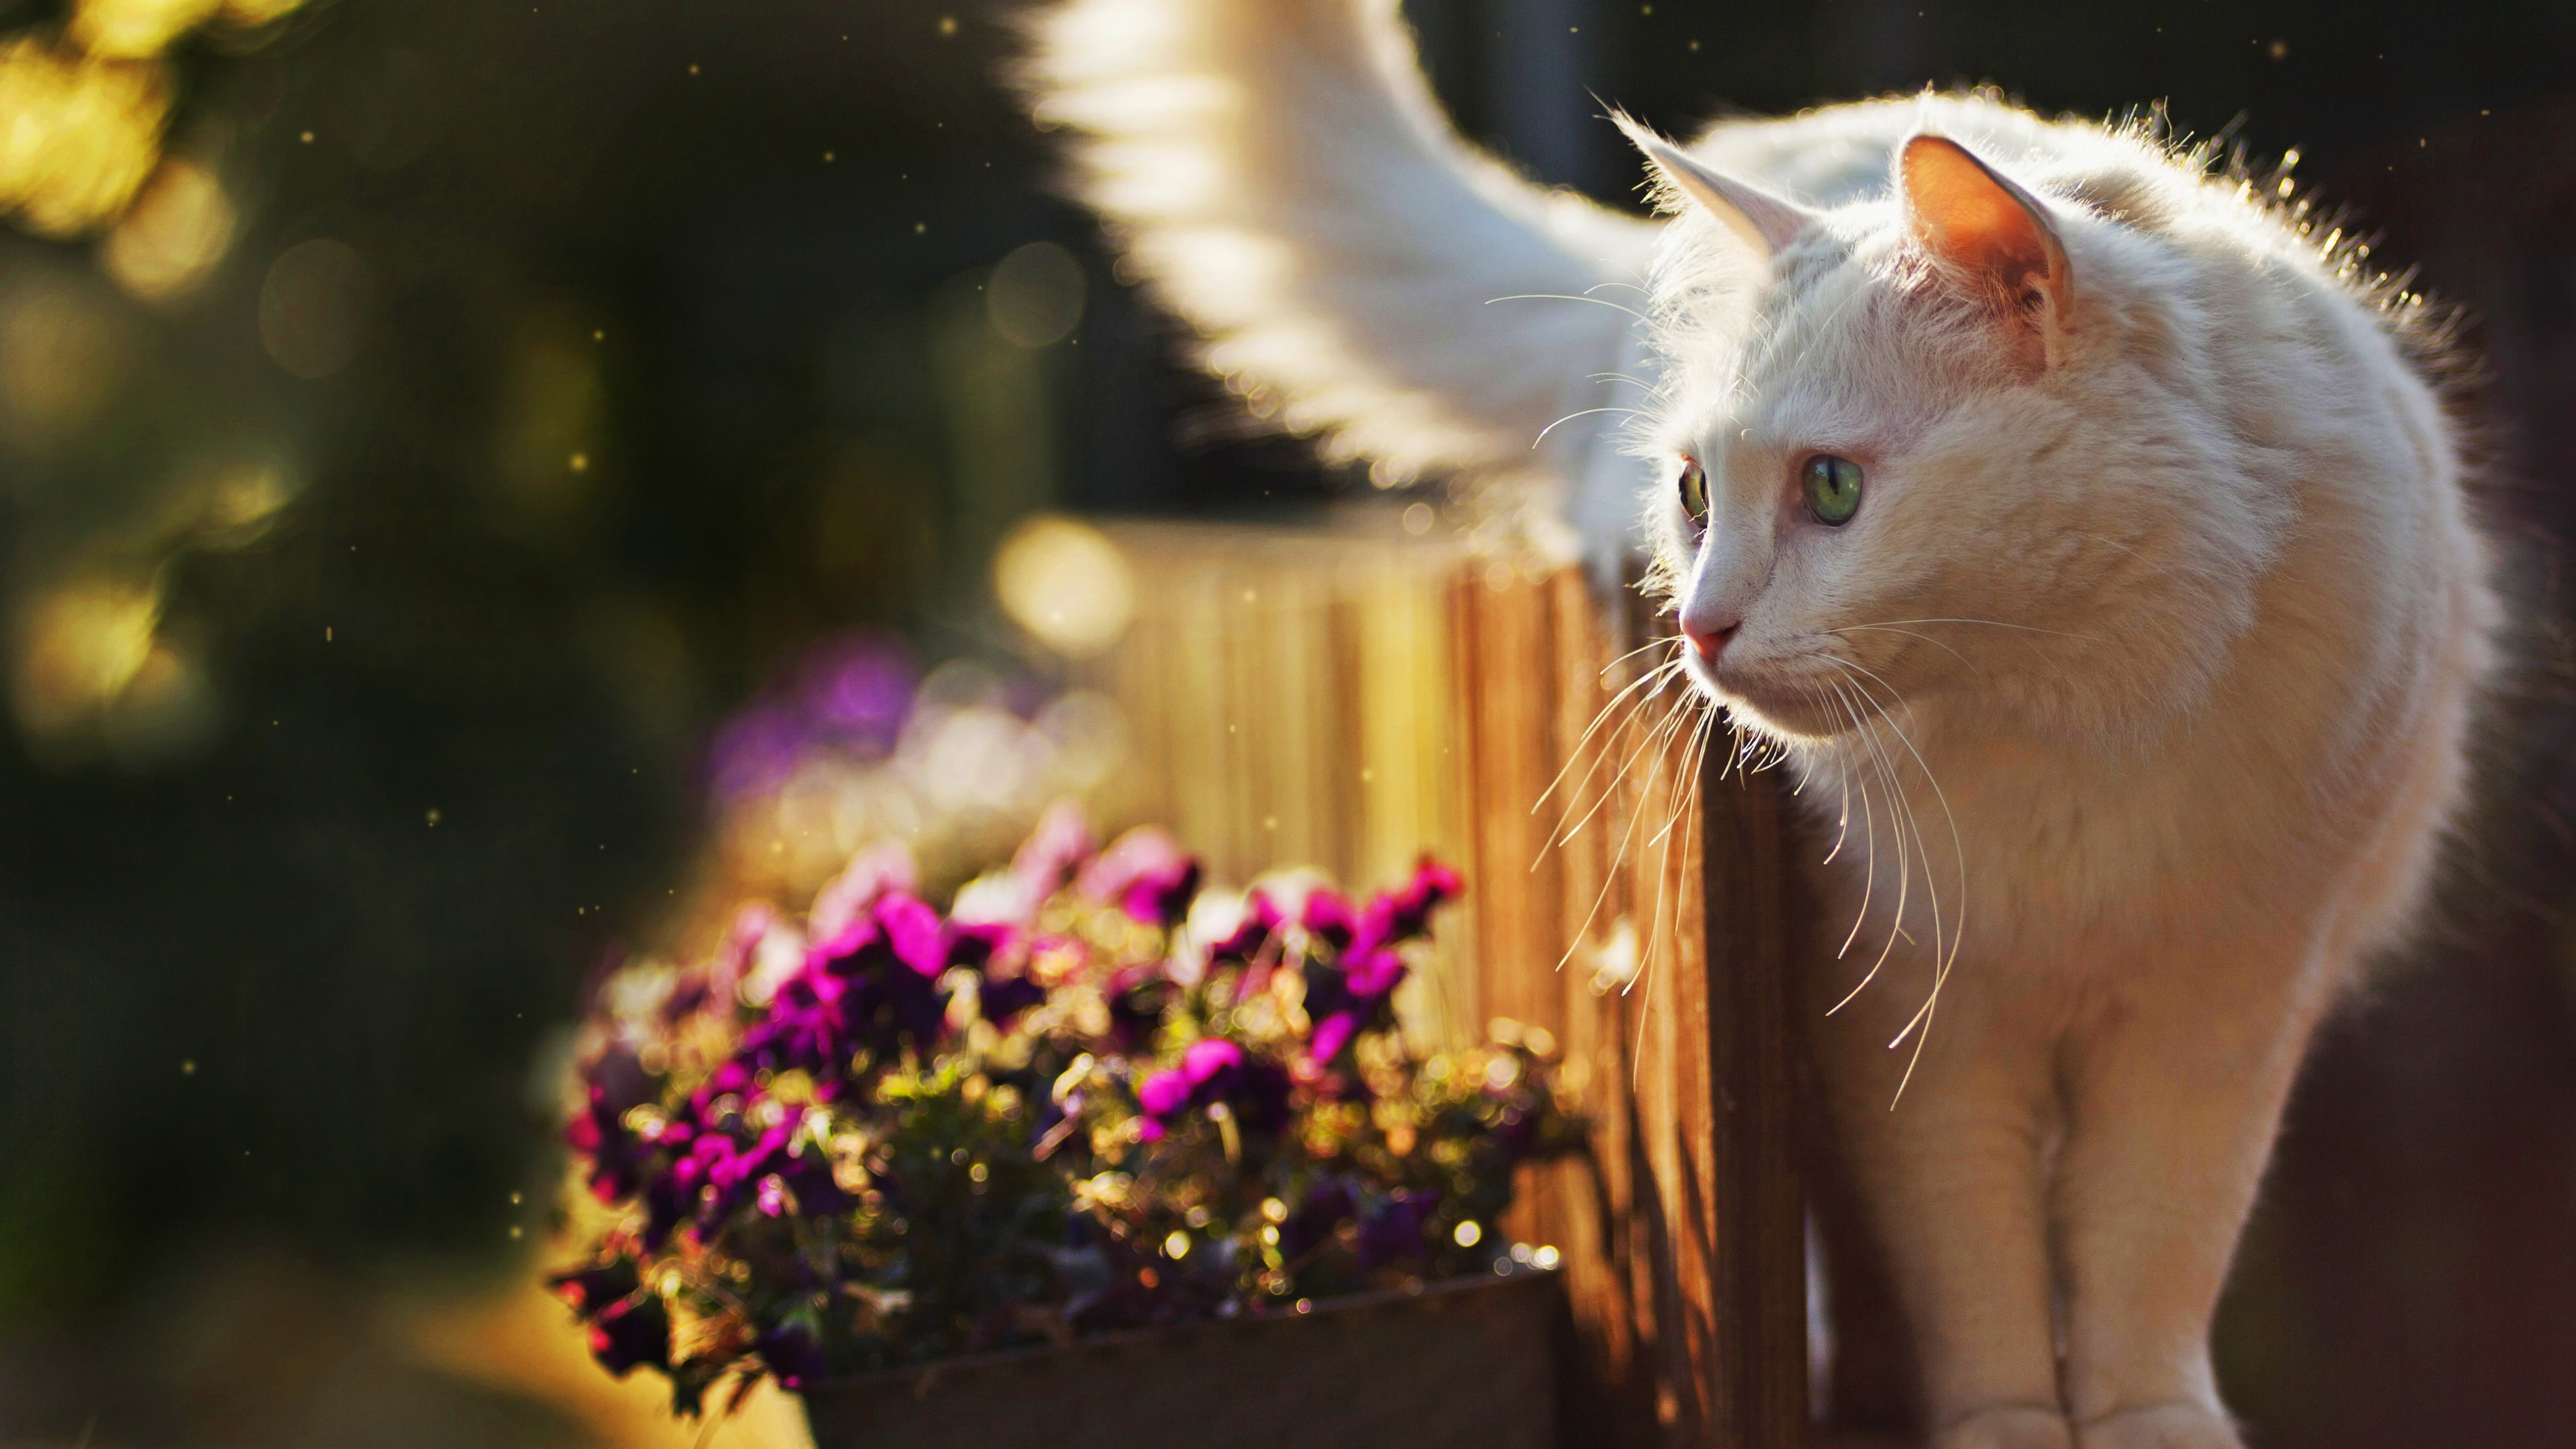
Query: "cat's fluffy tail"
1021 0 1656 504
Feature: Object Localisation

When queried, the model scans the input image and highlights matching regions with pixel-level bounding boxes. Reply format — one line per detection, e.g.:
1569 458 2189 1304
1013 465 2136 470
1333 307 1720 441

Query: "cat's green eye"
1677 458 1709 525
1801 453 1864 526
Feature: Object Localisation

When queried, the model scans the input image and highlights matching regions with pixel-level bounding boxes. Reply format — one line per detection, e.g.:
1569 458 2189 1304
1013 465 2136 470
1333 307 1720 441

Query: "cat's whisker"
1554 686 1699 974
1813 688 1854 861
1836 674 1927 1013
1831 657 1971 979
1542 661 1693 859
1825 659 1971 1108
1484 292 1647 321
1533 406 1647 447
1598 634 1687 677
1832 616 2096 641
1630 713 1703 1087
1813 682 1878 962
1534 651 1682 825
1825 625 1979 674
1821 681 1900 1008
1832 670 1947 1022
1536 650 1687 826
1824 674 1934 994
1647 703 1715 847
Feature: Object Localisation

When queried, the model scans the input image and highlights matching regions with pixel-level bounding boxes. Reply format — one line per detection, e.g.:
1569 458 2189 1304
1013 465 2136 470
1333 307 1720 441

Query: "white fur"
1018 0 1658 556
1026 7 2498 1446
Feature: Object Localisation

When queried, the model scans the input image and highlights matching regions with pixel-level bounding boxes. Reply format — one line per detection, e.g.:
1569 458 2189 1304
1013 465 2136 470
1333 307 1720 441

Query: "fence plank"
1092 521 1811 1449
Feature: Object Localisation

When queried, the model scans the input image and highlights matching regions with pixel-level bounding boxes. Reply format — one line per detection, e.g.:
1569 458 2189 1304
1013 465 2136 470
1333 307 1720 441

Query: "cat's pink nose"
1684 621 1738 660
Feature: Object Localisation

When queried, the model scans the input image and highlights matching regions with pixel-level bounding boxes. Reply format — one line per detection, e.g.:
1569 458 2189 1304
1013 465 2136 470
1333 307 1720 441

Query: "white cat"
1024 4 2498 1446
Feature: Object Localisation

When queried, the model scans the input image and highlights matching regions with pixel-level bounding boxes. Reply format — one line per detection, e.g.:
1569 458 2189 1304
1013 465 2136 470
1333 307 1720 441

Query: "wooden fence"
1084 515 1813 1448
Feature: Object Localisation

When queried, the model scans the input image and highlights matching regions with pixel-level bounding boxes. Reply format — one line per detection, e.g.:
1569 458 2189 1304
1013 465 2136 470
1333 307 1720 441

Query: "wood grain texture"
1089 521 1811 1449
1450 564 1809 1449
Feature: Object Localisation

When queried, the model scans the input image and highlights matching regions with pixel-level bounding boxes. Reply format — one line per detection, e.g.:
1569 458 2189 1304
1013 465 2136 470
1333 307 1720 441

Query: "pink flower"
1352 858 1464 953
1307 1012 1357 1067
1343 947 1406 998
1076 827 1201 926
873 894 945 977
1136 1036 1291 1136
1137 1068 1193 1117
756 1174 792 1218
711 902 778 1001
1012 800 1097 900
809 841 920 941
1181 1036 1244 1083
1301 889 1360 950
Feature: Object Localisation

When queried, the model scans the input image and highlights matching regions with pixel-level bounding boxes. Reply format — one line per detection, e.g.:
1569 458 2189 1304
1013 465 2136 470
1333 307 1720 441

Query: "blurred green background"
1 1 2573 1445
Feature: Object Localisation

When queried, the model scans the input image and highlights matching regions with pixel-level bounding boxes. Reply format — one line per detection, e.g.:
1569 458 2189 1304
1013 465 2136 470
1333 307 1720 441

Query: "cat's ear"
1615 114 1820 260
1898 134 2073 363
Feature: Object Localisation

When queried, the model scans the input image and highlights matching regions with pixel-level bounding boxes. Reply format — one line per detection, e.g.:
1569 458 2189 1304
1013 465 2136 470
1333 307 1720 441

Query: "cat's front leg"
1811 959 2072 1449
2050 953 2326 1449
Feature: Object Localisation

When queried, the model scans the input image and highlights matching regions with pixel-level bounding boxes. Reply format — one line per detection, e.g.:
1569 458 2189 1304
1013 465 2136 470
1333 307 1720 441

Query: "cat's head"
1621 119 2289 753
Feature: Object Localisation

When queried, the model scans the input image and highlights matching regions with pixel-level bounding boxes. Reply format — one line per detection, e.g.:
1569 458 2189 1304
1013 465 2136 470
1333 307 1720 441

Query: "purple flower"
1136 1068 1192 1118
707 704 810 803
1352 859 1464 955
787 892 955 1069
1181 1036 1242 1082
735 967 851 1079
549 1258 639 1313
809 841 920 941
1343 946 1406 998
1305 1012 1357 1067
1105 967 1174 1053
705 1124 795 1221
1011 800 1098 904
755 1318 831 1390
1205 892 1284 965
1281 1181 1356 1260
586 1293 672 1376
1298 948 1406 1068
945 920 1019 972
643 1134 735 1248
810 892 943 977
1301 890 1360 952
1136 1037 1291 1137
1356 1189 1441 1269
978 971 1046 1027
1076 828 1201 927
736 892 955 1091
710 902 777 1000
566 1047 655 1203
800 633 915 753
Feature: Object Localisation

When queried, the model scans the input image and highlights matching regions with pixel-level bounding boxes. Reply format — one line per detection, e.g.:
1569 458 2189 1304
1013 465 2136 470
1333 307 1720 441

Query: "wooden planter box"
800 1270 1567 1449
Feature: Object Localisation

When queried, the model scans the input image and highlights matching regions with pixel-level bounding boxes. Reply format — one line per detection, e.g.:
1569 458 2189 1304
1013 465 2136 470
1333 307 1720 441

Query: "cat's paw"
2074 1403 2243 1449
1933 1404 2075 1449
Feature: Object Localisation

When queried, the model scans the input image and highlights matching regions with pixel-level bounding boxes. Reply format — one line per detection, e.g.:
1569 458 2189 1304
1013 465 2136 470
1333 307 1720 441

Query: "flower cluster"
554 806 1581 1414
701 631 1129 914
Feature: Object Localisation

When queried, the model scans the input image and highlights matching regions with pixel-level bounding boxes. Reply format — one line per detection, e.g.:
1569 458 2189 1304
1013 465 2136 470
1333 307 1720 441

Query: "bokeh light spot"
258 237 372 379
195 458 297 547
985 240 1085 347
0 284 129 440
72 0 226 60
102 156 235 301
13 575 178 749
0 38 170 236
994 515 1135 657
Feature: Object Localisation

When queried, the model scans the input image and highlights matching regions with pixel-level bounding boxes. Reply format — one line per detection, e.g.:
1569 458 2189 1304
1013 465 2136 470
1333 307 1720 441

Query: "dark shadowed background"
1 1 2572 1445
